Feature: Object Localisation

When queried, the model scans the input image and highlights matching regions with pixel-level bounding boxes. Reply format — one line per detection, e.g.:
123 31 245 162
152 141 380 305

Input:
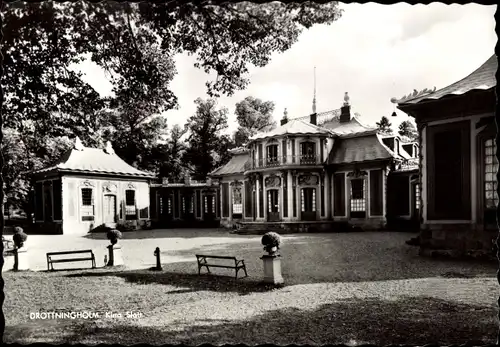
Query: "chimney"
339 92 351 123
281 108 289 126
310 113 317 125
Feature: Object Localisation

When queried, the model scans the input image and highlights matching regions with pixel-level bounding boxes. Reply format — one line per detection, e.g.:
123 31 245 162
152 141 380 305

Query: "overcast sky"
78 3 497 135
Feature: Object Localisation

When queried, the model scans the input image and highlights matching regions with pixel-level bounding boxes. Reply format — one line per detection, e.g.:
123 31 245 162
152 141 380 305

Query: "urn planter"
261 254 284 285
107 244 124 267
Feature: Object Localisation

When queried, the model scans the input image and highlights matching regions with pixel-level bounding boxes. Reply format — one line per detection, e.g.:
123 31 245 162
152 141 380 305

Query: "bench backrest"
196 254 236 260
47 250 94 256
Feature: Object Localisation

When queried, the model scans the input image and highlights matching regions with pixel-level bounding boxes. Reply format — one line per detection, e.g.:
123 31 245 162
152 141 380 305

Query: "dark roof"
210 152 250 177
327 134 400 165
395 54 497 105
32 141 155 178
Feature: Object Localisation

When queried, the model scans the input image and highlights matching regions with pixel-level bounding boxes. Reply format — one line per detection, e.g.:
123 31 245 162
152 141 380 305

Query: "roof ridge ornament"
391 86 437 104
74 136 85 151
343 92 350 106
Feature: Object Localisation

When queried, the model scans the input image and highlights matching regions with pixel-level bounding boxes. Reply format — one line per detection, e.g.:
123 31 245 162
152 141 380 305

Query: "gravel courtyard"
3 228 499 345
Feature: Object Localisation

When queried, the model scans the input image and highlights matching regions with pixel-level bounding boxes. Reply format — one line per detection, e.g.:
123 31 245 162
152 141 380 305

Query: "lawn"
3 229 499 345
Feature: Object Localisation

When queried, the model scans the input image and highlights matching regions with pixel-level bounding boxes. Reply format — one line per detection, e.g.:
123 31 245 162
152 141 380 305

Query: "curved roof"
396 54 497 105
327 133 407 165
249 118 331 141
210 152 250 177
33 141 155 178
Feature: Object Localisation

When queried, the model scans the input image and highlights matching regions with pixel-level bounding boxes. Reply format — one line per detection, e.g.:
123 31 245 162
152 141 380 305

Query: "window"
232 188 243 214
167 197 172 214
204 196 208 214
212 196 216 213
350 179 366 217
415 183 420 210
81 188 94 221
266 145 279 165
159 197 164 215
300 188 316 212
182 196 186 213
125 189 136 219
485 139 499 209
300 142 316 164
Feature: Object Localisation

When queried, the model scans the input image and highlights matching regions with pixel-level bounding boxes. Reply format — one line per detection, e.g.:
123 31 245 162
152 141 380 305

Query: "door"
267 189 280 222
301 188 316 221
158 195 173 225
103 195 116 224
203 195 216 221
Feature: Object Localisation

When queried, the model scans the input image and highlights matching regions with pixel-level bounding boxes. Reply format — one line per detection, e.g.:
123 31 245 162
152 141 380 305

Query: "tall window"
300 142 316 164
415 183 420 210
167 197 172 214
232 188 243 214
81 188 94 221
125 189 136 219
300 188 316 212
159 197 164 215
350 179 366 218
485 139 499 209
266 145 279 165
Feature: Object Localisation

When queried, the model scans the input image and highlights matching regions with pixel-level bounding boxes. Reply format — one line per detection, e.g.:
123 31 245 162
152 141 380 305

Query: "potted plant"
106 228 124 267
261 232 282 256
12 227 29 271
260 232 284 285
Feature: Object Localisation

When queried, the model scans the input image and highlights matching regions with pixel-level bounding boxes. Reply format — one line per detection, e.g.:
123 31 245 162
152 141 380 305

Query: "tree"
233 96 276 146
376 116 393 135
0 1 344 231
398 120 418 141
156 124 188 182
183 98 229 180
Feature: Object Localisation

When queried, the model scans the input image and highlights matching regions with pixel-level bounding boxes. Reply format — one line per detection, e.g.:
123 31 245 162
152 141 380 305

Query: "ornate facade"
31 138 154 235
211 94 419 233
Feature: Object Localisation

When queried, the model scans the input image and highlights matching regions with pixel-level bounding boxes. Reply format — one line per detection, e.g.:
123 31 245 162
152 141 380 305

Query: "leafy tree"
398 120 418 141
233 96 276 146
376 116 393 135
155 124 188 182
0 1 344 228
183 98 230 180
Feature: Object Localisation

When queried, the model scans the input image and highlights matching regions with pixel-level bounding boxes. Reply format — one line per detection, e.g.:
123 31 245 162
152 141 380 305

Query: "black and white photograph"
0 1 498 345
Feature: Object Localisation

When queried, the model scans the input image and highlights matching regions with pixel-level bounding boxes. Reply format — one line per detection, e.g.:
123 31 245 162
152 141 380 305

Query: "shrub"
13 228 28 248
116 221 136 232
261 232 282 254
107 229 123 245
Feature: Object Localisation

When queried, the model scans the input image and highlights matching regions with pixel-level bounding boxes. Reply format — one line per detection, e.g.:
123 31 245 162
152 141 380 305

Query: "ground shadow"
18 296 494 346
65 268 282 295
82 228 253 240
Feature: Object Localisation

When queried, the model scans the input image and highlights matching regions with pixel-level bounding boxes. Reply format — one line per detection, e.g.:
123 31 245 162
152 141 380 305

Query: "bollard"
154 247 162 271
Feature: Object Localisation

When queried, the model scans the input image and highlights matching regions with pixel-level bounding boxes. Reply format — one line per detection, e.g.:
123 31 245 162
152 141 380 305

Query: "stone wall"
420 223 498 259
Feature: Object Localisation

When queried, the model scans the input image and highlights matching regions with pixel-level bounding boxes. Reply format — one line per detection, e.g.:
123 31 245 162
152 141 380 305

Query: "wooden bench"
46 250 96 271
196 254 248 280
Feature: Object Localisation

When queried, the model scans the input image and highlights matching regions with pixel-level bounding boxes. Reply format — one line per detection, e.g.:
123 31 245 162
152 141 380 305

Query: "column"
287 171 293 220
255 176 261 220
324 171 330 219
229 184 233 221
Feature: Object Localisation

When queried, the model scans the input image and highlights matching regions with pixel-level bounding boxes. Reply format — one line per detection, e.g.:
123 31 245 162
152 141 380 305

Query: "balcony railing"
244 154 322 170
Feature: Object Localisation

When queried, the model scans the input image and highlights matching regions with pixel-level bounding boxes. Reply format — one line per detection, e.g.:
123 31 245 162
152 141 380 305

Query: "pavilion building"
210 94 420 233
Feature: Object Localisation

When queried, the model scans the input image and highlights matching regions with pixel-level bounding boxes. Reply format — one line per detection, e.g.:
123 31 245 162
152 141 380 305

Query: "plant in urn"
12 227 29 271
106 228 124 266
260 232 284 285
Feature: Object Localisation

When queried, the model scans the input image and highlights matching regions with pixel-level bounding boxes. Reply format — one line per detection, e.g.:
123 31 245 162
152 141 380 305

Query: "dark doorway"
301 187 317 221
267 189 280 222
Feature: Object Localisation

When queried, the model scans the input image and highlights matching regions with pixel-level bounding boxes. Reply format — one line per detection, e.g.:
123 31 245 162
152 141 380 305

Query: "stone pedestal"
2 252 15 272
261 254 284 285
14 247 30 271
107 244 124 267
